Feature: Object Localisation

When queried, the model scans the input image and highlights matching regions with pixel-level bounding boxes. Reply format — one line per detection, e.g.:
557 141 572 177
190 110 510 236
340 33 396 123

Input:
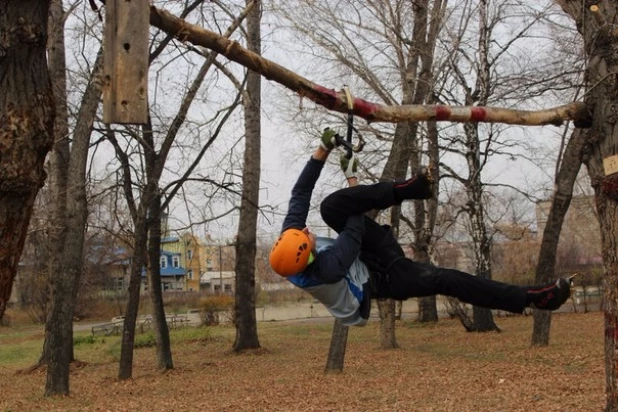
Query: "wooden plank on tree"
603 154 618 176
103 0 149 124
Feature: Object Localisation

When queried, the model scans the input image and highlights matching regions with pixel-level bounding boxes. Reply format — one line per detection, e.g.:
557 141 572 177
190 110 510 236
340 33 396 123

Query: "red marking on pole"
470 107 487 122
312 85 339 109
353 97 378 119
435 105 451 120
309 85 378 120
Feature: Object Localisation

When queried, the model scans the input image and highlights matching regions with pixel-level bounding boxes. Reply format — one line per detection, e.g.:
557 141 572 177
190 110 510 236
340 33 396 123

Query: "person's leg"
319 175 433 271
385 260 528 313
320 183 399 256
320 182 400 233
320 183 410 267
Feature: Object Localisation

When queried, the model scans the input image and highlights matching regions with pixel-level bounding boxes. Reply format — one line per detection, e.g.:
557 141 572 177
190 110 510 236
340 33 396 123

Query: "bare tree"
556 2 618 409
233 0 262 352
531 128 585 345
435 0 582 331
108 0 251 379
43 0 105 394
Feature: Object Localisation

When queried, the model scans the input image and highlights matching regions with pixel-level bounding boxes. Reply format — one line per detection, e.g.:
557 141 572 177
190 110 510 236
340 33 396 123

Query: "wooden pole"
103 0 149 124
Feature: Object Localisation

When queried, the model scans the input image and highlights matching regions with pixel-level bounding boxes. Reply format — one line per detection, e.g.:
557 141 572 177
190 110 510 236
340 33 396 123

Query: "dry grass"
0 311 604 411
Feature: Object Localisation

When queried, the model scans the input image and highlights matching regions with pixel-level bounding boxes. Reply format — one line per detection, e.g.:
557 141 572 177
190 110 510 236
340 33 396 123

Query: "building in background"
200 271 235 294
161 232 209 292
536 195 602 271
141 250 186 292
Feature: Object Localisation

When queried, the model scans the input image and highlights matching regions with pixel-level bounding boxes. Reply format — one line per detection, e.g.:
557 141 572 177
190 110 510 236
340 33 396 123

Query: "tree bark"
44 0 72 395
377 299 399 349
462 1 498 332
0 0 54 321
118 213 147 380
556 1 618 409
232 0 261 352
418 114 441 322
324 319 349 373
531 130 584 346
146 193 173 370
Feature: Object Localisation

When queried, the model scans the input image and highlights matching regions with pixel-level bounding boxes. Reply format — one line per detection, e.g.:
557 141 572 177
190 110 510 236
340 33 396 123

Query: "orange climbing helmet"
269 228 314 276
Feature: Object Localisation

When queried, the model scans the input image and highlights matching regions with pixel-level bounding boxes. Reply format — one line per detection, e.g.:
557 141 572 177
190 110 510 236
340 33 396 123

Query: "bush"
198 295 234 326
134 332 156 349
74 334 97 346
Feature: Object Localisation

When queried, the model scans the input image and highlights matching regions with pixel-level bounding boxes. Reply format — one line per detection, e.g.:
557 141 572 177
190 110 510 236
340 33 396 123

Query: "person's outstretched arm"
281 130 336 232
315 154 365 283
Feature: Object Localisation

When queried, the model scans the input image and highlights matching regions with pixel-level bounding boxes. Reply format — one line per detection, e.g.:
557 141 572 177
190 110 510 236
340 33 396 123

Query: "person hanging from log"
269 128 572 326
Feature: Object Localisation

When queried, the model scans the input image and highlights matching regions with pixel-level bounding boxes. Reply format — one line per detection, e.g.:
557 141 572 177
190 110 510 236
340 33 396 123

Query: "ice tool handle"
336 86 365 158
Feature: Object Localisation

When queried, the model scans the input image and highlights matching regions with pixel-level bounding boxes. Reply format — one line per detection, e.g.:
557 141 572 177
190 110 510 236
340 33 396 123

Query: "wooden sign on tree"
103 0 149 124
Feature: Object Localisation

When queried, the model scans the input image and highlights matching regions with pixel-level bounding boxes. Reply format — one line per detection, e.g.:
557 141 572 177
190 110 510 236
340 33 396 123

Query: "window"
206 258 212 266
172 256 180 268
187 270 193 280
160 256 167 268
187 249 193 260
224 284 232 292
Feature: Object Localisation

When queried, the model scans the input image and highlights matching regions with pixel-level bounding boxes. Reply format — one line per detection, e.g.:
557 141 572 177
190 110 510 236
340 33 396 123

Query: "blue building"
141 250 186 292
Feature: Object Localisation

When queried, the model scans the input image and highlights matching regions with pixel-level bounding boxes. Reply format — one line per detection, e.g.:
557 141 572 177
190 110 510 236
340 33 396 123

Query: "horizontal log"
149 6 592 128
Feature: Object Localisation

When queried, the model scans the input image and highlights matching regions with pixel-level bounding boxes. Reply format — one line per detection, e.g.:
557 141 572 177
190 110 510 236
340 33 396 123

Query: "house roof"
160 267 186 276
142 266 186 277
160 249 181 257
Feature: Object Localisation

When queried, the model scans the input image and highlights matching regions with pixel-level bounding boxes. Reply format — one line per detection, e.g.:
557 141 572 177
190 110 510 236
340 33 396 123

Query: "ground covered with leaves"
0 311 604 411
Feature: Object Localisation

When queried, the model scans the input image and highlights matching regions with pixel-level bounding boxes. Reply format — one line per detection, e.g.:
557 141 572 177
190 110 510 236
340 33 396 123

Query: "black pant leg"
320 182 399 232
320 182 401 255
385 260 527 313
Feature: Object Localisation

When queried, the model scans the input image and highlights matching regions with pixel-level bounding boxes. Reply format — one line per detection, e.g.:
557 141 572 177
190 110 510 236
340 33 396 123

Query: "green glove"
320 127 339 151
340 154 358 179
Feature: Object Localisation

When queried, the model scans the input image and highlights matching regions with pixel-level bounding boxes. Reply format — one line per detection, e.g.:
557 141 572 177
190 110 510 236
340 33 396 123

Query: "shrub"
74 334 97 346
198 295 234 326
134 332 156 349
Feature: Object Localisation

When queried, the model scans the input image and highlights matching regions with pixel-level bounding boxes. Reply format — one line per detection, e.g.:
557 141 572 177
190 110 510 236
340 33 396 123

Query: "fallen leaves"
0 312 606 411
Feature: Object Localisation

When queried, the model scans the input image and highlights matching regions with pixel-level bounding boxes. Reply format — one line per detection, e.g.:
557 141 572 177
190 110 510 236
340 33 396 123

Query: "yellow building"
160 232 236 292
161 232 207 292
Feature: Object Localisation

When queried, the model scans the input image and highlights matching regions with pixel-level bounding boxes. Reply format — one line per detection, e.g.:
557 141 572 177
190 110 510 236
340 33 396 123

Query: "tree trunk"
147 193 173 370
232 0 261 352
118 215 147 380
465 121 498 333
418 296 438 322
44 0 72 395
463 1 498 333
324 319 349 373
532 130 584 346
418 116 441 323
378 299 399 349
555 2 618 409
41 46 103 387
0 0 54 321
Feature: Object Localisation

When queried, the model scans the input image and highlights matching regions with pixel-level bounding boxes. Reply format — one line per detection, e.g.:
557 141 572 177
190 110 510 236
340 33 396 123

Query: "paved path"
72 298 600 333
